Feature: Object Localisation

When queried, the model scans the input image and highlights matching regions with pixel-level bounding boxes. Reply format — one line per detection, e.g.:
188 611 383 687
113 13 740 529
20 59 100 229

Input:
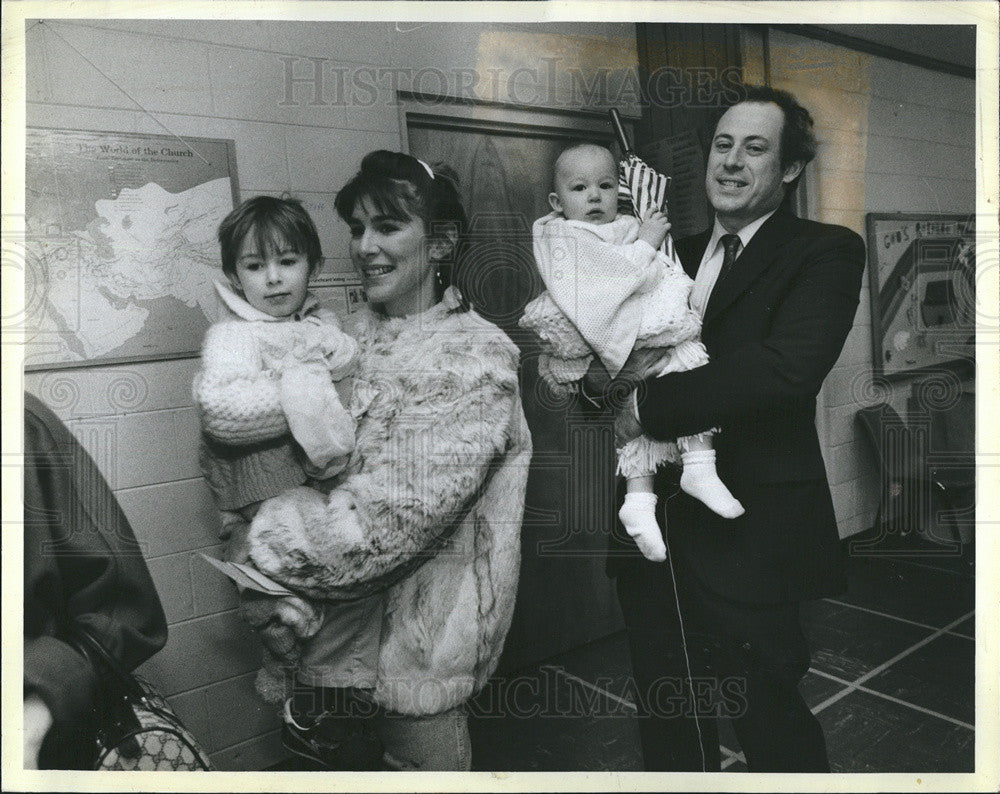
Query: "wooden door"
407 107 625 670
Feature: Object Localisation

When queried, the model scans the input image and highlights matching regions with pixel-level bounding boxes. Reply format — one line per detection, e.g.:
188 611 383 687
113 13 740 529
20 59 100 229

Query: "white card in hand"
199 553 294 596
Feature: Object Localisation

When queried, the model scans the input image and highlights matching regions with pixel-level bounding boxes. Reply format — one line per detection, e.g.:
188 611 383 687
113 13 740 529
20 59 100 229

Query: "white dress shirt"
688 208 778 318
628 208 778 422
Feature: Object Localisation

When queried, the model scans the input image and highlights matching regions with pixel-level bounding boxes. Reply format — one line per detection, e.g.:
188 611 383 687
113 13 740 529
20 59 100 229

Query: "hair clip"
416 158 435 180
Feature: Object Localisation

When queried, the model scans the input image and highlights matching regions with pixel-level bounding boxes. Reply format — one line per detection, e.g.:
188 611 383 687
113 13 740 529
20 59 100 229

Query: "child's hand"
288 321 338 364
637 207 671 250
240 590 324 656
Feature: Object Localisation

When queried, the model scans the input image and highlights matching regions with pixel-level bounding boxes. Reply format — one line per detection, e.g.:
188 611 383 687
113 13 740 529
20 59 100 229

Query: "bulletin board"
865 213 976 379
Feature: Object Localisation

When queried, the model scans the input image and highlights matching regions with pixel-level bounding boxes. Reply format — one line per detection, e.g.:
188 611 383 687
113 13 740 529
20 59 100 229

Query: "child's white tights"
618 441 744 564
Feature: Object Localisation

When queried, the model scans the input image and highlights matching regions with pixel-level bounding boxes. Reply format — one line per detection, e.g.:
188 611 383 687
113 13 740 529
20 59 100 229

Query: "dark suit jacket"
610 206 866 604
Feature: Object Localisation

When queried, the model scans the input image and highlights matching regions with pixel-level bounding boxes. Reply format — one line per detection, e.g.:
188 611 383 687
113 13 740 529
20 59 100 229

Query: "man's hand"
620 345 668 381
637 208 671 250
582 347 666 405
581 357 612 404
614 402 644 447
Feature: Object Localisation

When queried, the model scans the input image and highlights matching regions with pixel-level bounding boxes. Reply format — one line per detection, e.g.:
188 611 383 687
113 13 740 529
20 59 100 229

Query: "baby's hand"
637 208 671 250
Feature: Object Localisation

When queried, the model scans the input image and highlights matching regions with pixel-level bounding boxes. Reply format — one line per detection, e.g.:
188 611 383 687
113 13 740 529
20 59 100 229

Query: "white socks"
680 449 744 518
619 491 666 562
620 450 742 562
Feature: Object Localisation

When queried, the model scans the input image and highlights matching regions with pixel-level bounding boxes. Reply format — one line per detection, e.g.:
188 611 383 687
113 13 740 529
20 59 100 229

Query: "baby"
521 143 743 562
193 195 380 701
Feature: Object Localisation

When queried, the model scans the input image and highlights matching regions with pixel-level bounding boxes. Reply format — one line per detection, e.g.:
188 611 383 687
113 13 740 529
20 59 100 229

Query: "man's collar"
706 207 780 257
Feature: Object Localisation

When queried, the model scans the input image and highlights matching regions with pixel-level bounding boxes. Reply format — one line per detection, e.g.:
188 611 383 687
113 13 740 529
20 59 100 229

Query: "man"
605 85 866 771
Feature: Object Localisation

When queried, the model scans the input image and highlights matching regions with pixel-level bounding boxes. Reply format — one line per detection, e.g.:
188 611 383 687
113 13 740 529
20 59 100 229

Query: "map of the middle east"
24 128 238 369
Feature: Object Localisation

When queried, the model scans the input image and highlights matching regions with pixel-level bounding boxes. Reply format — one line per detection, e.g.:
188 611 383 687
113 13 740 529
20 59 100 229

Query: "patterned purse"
66 627 213 771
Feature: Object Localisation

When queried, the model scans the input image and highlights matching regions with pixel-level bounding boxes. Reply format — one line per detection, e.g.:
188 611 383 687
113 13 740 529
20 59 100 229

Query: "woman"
241 151 531 770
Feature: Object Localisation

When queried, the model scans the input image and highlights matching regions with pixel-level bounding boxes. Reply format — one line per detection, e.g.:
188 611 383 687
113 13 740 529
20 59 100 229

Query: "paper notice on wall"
199 553 294 596
309 271 368 317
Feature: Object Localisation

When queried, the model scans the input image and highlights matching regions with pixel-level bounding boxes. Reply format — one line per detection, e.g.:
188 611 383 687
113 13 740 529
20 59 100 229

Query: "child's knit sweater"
521 212 709 477
193 281 358 511
521 212 703 381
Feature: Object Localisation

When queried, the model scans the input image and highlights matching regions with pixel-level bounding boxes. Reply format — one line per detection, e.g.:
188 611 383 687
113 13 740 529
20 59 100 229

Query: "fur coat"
246 288 532 715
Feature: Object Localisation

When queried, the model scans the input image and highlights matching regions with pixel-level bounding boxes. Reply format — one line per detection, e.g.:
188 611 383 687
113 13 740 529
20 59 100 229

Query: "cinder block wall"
742 28 975 539
23 19 638 769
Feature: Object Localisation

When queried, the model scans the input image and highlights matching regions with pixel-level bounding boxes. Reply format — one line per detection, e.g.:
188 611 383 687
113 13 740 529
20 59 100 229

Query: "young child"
521 143 744 563
193 196 383 738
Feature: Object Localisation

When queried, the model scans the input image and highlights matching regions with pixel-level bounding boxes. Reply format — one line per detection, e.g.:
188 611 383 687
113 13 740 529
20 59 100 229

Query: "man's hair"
217 195 323 279
718 84 819 193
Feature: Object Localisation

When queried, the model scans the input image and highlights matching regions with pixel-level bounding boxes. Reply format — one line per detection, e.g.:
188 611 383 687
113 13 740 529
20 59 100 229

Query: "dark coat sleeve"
23 393 168 736
638 227 866 440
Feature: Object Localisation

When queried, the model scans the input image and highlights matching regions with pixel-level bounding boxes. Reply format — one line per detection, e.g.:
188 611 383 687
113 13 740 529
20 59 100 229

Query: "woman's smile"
348 196 437 317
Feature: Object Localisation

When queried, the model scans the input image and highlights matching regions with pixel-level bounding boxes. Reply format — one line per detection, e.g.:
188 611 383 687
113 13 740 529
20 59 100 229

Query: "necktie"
717 234 741 283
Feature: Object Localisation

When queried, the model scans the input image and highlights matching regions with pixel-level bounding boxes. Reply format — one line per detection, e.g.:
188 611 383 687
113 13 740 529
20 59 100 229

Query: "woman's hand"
23 693 53 770
637 208 671 250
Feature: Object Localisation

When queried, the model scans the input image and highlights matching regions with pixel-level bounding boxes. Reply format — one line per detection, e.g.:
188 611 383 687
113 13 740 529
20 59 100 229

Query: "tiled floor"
469 540 976 772
265 536 975 773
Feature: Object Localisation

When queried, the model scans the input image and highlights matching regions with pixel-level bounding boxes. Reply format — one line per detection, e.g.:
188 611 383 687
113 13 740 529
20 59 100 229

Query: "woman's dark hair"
217 195 323 279
334 150 470 309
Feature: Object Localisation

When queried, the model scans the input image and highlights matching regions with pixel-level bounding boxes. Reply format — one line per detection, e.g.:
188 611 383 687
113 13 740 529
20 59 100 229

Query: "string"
416 158 434 180
663 508 709 771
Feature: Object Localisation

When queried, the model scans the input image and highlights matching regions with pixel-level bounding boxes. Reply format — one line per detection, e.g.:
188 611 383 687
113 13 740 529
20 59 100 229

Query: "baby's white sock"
680 449 745 518
619 491 666 562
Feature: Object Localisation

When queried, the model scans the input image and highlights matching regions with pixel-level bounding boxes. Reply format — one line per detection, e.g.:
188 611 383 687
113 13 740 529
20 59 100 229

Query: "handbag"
65 626 213 771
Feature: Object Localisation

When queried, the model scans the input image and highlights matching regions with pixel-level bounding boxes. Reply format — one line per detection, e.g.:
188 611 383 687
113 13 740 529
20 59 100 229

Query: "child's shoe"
282 692 382 770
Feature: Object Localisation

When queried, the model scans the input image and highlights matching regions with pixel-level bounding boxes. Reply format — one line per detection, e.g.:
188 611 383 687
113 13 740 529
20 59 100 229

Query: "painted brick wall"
742 28 975 539
22 18 637 769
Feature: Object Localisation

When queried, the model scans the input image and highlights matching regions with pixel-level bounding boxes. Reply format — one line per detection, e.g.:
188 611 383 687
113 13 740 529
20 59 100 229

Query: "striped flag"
610 109 678 261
